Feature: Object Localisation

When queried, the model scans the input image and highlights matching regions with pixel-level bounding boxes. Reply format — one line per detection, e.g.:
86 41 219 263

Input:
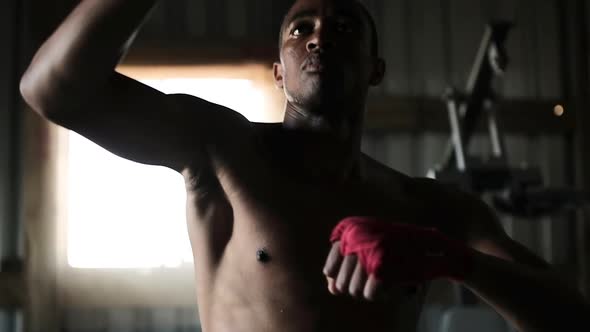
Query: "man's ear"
369 57 386 86
273 62 284 89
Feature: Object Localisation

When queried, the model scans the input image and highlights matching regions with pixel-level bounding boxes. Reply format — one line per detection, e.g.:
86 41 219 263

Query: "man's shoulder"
360 153 448 198
360 153 409 192
360 155 504 243
250 122 284 143
360 154 492 214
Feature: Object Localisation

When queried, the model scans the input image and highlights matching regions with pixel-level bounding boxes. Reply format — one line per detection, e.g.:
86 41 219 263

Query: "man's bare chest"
189 176 427 332
211 172 435 270
185 151 445 259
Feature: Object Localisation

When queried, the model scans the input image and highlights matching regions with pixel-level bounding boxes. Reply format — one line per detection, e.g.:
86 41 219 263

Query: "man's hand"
323 241 384 300
323 217 474 300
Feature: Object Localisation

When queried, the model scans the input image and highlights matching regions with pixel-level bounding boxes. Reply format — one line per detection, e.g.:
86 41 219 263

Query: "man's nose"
306 27 334 52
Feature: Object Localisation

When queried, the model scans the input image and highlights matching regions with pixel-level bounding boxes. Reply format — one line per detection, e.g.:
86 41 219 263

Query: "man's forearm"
462 250 590 332
20 0 158 114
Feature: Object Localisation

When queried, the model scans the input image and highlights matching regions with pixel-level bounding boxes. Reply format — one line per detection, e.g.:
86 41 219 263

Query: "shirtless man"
20 0 589 331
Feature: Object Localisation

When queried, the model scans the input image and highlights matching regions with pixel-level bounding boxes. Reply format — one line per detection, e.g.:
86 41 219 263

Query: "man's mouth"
302 55 329 73
306 63 325 73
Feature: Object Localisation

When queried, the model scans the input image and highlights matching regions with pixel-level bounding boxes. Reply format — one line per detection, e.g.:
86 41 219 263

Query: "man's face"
274 0 383 118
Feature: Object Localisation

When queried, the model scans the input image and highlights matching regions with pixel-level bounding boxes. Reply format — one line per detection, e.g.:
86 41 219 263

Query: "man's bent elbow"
20 65 74 121
20 69 42 114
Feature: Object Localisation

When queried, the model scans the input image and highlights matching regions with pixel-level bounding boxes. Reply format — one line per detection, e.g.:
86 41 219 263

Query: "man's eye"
291 23 313 37
336 21 353 33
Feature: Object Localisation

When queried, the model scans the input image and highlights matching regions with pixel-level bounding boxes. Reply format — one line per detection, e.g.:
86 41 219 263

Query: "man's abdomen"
197 212 417 332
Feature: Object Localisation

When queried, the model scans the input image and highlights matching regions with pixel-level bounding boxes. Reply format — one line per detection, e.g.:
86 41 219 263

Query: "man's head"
274 0 386 132
278 1 379 57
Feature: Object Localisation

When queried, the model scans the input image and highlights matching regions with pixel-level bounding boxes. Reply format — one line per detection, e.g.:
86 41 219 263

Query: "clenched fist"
323 217 473 300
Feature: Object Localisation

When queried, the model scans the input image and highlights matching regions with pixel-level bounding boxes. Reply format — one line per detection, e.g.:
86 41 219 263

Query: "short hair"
278 1 379 57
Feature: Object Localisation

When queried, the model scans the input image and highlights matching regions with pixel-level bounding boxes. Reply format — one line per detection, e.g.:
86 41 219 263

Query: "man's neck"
280 104 365 181
282 101 363 139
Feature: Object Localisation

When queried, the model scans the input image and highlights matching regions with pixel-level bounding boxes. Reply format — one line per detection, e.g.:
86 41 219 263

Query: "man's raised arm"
20 0 250 171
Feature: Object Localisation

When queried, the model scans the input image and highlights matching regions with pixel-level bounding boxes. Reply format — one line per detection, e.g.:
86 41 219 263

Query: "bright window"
67 78 266 268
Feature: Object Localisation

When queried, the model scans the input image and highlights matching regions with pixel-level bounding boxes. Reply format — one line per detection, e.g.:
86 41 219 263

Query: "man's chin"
300 84 350 108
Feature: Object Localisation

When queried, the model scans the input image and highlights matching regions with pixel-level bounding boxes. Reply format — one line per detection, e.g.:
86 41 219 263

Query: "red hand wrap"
330 217 473 284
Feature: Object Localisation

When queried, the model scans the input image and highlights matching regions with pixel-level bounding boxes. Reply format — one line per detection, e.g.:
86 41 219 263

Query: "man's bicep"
497 236 551 269
468 201 550 270
56 73 250 171
439 186 551 270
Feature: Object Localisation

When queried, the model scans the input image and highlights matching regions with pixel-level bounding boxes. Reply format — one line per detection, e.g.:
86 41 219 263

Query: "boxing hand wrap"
330 217 473 284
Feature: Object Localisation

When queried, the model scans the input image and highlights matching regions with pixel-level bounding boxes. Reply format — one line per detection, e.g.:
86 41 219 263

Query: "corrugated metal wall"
137 0 561 99
366 0 561 99
0 0 22 267
63 308 200 332
1 0 24 330
46 0 570 331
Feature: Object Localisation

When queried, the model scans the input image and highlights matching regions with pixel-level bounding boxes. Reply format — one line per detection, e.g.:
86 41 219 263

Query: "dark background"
1 0 589 331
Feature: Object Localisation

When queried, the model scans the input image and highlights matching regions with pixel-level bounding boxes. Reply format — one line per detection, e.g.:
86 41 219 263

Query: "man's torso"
181 123 472 332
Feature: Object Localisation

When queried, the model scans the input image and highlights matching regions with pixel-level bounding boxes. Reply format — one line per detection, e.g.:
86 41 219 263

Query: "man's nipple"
256 248 271 263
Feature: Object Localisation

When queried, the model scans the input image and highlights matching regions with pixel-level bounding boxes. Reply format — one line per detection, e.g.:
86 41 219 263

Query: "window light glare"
67 78 264 268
